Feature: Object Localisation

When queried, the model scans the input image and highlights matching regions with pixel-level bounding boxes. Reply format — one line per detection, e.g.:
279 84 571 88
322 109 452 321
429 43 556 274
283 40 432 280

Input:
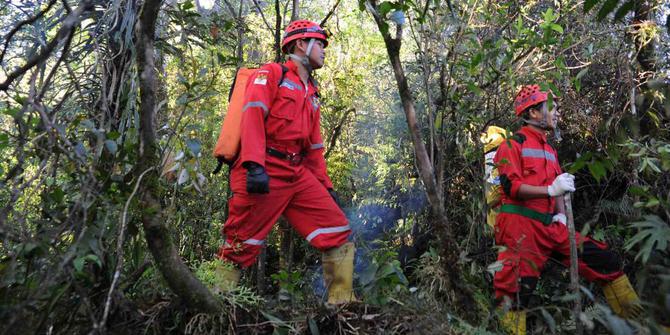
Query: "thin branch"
319 0 342 27
220 0 237 17
0 0 93 91
252 0 274 33
0 0 58 64
37 27 75 101
324 108 354 159
96 167 154 333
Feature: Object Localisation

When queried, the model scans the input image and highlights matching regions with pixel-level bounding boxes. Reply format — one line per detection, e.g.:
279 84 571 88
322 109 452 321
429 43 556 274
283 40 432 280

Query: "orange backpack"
212 63 288 173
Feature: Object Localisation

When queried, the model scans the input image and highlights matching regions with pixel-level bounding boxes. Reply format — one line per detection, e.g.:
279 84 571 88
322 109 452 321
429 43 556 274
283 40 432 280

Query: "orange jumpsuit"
217 61 350 268
493 126 623 305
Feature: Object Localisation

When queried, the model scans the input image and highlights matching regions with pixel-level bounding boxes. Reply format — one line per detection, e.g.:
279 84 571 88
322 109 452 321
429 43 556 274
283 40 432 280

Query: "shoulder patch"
253 72 268 85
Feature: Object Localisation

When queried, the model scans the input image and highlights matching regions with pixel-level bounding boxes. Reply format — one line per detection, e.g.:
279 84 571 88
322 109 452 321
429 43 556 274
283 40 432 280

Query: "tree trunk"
365 0 473 309
291 0 299 21
135 0 220 313
274 0 282 62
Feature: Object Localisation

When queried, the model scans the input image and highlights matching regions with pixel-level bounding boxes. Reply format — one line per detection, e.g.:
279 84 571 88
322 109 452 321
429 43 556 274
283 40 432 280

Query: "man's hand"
552 213 567 226
547 173 575 197
244 162 269 194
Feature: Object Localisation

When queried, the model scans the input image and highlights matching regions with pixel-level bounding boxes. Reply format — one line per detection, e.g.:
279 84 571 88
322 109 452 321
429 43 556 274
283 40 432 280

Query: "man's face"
296 39 326 69
531 97 560 130
545 97 560 130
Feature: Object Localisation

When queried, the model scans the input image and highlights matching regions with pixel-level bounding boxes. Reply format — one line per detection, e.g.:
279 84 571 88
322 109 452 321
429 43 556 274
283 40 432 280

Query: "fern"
624 215 670 264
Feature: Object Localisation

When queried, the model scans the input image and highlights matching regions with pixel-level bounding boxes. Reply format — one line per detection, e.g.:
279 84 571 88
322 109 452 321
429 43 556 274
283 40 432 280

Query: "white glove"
547 173 575 197
552 213 567 226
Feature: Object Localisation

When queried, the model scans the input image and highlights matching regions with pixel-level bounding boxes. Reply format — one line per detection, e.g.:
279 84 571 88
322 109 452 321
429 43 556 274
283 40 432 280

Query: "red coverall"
217 61 350 268
493 126 623 304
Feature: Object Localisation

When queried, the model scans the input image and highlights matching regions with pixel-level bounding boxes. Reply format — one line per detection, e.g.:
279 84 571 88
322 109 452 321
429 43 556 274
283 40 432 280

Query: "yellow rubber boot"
212 260 240 294
322 242 357 304
602 275 644 319
499 309 526 335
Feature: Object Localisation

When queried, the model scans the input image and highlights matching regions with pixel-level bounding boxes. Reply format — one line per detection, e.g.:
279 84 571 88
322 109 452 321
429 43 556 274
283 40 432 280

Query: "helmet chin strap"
288 38 317 85
523 105 561 140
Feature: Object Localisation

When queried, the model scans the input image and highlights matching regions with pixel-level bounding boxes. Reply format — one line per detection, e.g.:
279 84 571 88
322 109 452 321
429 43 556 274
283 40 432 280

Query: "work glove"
552 213 567 226
547 173 575 197
328 188 341 206
244 162 269 194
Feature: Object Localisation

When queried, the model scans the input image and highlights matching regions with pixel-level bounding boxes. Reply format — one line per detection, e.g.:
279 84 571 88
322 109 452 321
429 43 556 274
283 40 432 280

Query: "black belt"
267 147 304 165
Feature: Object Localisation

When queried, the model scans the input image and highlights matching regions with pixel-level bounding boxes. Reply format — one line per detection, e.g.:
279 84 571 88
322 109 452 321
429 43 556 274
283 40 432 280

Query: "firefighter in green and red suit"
494 85 644 334
211 20 356 305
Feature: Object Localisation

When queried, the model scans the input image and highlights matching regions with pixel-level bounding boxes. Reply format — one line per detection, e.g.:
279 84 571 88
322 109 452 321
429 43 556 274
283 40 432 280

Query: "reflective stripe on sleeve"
310 143 324 150
521 148 556 162
305 225 350 242
243 101 269 118
244 239 265 246
280 78 302 91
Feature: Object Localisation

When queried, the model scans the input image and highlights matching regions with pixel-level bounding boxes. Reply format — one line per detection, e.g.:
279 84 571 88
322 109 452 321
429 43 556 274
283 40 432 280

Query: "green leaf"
260 311 292 329
359 261 378 286
73 254 101 273
107 131 121 140
182 0 194 10
613 1 634 21
625 215 670 264
378 1 396 16
588 160 607 182
308 317 320 335
576 67 589 80
104 140 118 154
186 139 201 155
540 308 556 333
48 187 65 203
597 0 619 21
584 0 600 12
0 133 8 150
628 185 648 197
550 24 563 34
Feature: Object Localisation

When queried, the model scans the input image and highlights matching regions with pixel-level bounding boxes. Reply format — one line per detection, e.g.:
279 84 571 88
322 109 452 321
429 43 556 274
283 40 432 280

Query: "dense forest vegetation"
1 0 669 334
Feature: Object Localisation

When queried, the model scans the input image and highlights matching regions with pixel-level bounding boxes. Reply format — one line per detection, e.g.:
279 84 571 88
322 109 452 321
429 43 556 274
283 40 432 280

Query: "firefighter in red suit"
212 20 355 305
495 85 643 334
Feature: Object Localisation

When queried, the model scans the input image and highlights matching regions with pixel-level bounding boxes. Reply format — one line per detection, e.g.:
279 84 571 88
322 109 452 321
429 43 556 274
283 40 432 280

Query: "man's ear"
294 39 305 53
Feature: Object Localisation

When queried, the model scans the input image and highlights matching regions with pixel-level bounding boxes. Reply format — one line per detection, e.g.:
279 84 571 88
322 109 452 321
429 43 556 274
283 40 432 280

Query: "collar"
519 125 548 143
283 60 319 92
284 59 299 74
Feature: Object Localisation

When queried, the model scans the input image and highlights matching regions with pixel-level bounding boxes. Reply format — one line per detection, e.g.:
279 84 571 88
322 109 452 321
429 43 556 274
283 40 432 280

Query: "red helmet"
281 20 329 54
513 85 549 116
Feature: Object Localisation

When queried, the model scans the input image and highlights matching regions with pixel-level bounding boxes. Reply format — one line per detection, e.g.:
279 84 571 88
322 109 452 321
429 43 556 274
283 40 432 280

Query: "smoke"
310 185 428 301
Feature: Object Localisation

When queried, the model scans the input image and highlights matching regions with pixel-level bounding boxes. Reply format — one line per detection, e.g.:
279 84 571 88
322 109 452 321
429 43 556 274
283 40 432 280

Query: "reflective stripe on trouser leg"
218 191 291 268
283 169 351 250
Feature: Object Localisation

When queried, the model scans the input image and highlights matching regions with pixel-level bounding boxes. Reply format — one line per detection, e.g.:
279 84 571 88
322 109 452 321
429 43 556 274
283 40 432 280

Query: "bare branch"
320 0 342 27
136 0 222 313
0 0 58 64
0 0 94 91
96 167 154 332
252 0 274 33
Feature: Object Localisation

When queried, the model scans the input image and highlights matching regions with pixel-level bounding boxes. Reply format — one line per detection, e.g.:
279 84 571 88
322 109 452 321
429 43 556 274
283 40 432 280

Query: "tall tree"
364 0 474 309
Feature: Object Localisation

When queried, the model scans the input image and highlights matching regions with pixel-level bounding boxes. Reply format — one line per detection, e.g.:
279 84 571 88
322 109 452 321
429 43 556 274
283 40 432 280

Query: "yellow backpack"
482 126 507 228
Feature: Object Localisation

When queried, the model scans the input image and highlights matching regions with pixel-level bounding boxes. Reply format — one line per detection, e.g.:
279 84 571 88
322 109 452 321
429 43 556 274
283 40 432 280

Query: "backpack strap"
510 132 526 145
266 62 289 87
278 64 288 87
